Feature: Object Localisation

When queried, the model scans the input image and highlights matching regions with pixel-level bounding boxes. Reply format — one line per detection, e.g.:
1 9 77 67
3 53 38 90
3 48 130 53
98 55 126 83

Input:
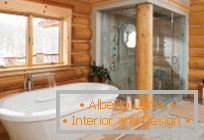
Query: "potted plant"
199 79 204 100
88 61 111 83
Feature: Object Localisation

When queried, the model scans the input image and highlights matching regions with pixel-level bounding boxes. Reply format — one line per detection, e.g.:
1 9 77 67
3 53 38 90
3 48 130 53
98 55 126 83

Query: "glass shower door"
153 7 186 103
153 10 184 90
153 17 174 90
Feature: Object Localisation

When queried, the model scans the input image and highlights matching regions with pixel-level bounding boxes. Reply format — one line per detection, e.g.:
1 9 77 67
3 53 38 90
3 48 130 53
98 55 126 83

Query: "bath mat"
168 100 204 123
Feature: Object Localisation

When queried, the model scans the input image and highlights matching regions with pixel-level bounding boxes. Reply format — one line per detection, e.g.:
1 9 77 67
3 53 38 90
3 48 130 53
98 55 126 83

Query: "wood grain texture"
72 42 91 52
190 4 204 13
190 0 204 5
72 26 92 40
73 16 91 26
190 26 204 36
190 13 204 25
25 0 91 15
72 54 92 66
189 0 204 90
189 36 204 48
136 4 153 116
190 48 204 57
136 3 153 90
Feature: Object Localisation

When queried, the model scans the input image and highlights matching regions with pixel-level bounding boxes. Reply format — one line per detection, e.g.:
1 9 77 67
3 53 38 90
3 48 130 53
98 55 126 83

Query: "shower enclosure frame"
91 0 189 90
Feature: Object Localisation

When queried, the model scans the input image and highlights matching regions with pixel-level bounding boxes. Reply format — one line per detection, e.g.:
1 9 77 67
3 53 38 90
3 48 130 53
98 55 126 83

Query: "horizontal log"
190 26 204 36
189 69 204 81
190 4 204 13
55 69 75 83
72 16 91 25
0 67 90 98
71 1 91 15
72 26 92 40
190 48 204 57
72 42 91 52
0 76 24 93
190 36 204 47
27 0 91 15
74 67 89 78
190 13 204 25
190 0 204 5
33 77 49 87
72 54 91 65
80 66 89 75
189 58 204 69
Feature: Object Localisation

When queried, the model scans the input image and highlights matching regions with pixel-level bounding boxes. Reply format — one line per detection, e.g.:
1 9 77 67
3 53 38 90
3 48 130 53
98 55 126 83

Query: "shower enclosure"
101 9 136 90
100 5 187 97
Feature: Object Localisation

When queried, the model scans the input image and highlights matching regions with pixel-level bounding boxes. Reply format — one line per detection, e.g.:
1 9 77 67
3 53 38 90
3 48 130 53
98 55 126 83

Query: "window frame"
0 0 72 71
29 15 64 66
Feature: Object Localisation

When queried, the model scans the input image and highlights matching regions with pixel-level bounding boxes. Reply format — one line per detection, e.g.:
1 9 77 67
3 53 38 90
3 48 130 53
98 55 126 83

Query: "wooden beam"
136 3 153 90
24 0 91 15
136 3 153 115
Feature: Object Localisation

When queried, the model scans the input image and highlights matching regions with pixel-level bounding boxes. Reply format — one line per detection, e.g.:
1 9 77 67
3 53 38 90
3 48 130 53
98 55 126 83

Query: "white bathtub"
0 83 118 140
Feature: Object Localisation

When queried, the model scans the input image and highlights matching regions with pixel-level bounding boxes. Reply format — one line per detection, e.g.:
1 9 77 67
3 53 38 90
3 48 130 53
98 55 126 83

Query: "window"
33 17 61 64
0 13 63 67
0 0 71 70
0 13 27 66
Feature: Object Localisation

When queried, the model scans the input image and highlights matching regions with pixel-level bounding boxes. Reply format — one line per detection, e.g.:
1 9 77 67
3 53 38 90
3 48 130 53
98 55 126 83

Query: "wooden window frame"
0 0 72 71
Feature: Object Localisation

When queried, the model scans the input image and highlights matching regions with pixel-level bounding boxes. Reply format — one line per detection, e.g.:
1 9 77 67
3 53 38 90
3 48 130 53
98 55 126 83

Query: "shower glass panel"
153 6 186 103
101 9 136 90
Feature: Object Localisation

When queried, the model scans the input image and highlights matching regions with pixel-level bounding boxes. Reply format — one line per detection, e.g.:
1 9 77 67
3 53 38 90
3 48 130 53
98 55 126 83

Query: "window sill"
0 64 73 77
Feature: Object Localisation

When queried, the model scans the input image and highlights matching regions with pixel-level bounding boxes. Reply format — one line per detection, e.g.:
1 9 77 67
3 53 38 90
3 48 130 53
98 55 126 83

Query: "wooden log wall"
189 0 204 90
0 0 92 97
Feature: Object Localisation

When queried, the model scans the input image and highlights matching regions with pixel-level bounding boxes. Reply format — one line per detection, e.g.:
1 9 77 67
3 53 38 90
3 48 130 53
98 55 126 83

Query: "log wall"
189 0 204 90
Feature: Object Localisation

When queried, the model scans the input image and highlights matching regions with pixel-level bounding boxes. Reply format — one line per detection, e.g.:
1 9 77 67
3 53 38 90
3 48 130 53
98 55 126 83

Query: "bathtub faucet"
24 72 56 91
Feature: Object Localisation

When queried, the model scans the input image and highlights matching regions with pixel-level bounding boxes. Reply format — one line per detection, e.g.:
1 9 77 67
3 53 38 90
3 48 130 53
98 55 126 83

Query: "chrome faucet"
24 72 56 91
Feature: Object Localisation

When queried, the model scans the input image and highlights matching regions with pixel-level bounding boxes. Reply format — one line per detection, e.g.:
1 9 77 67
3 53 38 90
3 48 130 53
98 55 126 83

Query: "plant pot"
89 76 107 83
198 84 204 101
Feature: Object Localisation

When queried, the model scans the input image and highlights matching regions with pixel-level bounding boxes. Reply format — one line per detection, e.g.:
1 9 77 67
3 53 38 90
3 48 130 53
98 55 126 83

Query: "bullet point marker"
80 103 84 107
186 119 191 124
63 119 68 124
170 102 174 108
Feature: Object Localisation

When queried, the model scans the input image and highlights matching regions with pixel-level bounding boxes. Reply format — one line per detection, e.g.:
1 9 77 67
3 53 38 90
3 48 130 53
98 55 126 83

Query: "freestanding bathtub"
0 83 118 140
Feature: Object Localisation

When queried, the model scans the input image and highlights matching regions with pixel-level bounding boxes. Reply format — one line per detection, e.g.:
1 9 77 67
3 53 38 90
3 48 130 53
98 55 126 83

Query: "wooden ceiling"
82 0 109 3
81 0 112 4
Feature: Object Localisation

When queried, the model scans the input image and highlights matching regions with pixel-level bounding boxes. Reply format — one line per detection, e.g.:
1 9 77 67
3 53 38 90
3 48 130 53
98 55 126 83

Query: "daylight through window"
0 13 62 67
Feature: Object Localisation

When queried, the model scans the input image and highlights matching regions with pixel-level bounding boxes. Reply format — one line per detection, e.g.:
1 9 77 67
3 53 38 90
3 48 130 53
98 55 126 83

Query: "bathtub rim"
0 82 118 122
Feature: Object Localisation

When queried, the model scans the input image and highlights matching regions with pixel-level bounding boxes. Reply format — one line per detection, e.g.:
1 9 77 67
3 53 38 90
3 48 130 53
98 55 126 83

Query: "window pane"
0 13 27 67
33 17 61 64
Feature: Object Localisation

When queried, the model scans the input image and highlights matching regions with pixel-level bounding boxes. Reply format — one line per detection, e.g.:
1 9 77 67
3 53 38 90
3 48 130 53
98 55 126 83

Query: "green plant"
202 79 204 85
89 61 111 82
